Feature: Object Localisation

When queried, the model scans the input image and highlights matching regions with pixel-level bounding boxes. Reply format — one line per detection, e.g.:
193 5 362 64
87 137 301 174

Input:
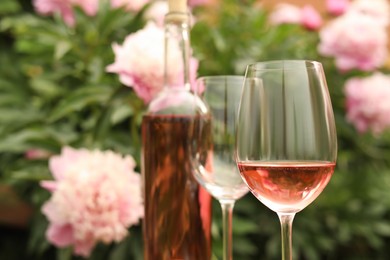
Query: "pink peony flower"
326 0 349 16
318 12 388 71
345 72 390 134
349 0 390 26
144 0 168 27
41 147 143 257
269 3 322 30
106 22 199 104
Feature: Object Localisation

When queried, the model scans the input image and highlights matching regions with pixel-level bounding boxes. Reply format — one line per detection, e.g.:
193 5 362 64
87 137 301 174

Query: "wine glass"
190 76 249 260
235 60 337 260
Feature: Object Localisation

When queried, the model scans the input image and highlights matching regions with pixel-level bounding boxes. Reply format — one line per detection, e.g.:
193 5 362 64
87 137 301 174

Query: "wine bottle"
141 0 212 259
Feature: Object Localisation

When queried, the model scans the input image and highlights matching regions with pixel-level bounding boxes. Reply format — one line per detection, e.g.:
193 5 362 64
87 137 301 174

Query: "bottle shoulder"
147 87 208 116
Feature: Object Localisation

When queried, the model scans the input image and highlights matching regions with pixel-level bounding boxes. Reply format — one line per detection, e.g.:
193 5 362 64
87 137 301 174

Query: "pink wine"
237 161 335 213
142 114 212 260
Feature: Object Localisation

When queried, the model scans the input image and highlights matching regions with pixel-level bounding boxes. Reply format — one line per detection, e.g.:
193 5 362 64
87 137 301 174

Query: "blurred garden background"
1 0 390 259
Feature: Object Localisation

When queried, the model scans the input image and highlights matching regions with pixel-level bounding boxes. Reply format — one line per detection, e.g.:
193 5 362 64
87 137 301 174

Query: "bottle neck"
164 12 191 92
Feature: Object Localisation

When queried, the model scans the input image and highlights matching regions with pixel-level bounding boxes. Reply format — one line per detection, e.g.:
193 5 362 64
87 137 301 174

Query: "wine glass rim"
247 60 322 71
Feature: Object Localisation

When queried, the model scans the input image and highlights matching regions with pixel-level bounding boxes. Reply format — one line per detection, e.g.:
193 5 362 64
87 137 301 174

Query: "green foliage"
1 0 390 259
0 0 145 259
191 0 390 259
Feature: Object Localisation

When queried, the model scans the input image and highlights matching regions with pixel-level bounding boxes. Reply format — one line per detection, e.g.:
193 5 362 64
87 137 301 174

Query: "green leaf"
16 38 50 54
232 217 259 234
0 94 26 106
54 40 72 60
111 104 133 125
30 77 63 98
0 129 47 152
45 125 79 146
0 108 42 124
87 56 104 83
0 0 20 15
57 247 73 260
374 222 390 236
232 237 258 255
48 85 113 122
11 166 51 182
27 213 51 256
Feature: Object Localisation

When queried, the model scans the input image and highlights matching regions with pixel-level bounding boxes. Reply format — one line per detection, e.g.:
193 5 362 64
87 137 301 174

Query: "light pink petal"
144 0 168 27
118 73 136 88
40 181 57 192
326 0 349 15
46 224 74 247
42 201 68 224
269 3 301 25
61 7 76 26
301 5 323 30
49 146 82 180
74 239 95 257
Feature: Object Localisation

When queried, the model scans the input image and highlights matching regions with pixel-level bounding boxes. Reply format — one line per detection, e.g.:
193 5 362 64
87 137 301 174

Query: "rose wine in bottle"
141 1 212 259
142 115 211 259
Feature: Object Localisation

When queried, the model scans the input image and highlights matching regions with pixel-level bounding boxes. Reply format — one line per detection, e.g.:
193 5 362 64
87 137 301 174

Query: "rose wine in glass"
237 161 335 213
235 60 337 260
191 76 249 260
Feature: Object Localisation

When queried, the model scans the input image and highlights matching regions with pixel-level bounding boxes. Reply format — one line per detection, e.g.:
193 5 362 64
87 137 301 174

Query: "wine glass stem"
277 213 295 260
220 199 235 260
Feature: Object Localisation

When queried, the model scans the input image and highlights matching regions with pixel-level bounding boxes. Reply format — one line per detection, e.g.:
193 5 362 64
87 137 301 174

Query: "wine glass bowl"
191 75 249 260
235 60 337 259
192 76 249 202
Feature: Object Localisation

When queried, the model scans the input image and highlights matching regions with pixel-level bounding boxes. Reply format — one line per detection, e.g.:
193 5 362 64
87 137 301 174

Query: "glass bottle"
141 4 212 260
